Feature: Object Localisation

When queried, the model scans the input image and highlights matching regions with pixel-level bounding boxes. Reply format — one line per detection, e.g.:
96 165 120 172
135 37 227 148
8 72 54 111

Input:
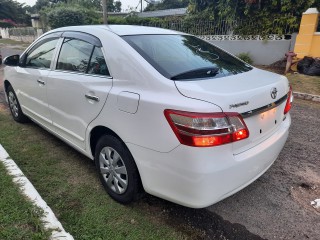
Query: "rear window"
123 35 252 81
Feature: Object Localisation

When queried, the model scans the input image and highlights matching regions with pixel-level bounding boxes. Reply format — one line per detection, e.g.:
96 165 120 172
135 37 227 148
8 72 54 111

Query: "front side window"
26 38 59 69
123 35 252 80
57 38 94 73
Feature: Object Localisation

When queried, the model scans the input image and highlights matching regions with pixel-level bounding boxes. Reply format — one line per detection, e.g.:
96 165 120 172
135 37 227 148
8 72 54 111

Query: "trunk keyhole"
260 129 262 134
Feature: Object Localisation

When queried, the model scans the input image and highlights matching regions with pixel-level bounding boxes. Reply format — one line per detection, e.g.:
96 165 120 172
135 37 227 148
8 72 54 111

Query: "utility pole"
102 0 108 24
141 0 143 12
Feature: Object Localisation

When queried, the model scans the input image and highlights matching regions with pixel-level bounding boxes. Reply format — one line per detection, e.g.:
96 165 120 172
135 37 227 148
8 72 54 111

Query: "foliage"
34 0 121 15
0 0 31 25
188 0 320 35
107 14 291 36
45 4 101 28
0 18 16 28
47 7 84 28
237 52 253 65
145 0 189 11
34 0 50 12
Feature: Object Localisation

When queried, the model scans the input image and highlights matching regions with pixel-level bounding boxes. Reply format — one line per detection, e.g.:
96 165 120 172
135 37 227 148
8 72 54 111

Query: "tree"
47 7 85 28
114 0 121 12
45 4 101 28
106 0 121 12
188 0 320 19
145 0 189 11
34 0 50 12
0 0 30 25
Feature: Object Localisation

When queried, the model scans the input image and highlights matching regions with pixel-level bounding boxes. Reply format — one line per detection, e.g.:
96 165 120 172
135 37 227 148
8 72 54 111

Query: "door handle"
37 79 45 85
85 94 100 102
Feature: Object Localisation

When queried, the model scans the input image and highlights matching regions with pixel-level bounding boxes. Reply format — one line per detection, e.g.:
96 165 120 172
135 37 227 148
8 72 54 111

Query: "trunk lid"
174 68 290 154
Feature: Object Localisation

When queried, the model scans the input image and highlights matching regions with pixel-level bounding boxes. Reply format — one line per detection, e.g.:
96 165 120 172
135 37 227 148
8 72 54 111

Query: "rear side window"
87 47 109 76
26 38 58 69
57 38 93 73
123 35 252 80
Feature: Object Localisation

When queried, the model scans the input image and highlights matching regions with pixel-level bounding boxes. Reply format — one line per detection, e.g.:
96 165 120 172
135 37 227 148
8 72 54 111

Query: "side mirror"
3 55 20 66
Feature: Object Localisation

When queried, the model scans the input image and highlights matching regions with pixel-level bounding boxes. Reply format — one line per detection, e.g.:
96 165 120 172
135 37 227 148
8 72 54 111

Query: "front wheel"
7 85 29 123
95 135 142 204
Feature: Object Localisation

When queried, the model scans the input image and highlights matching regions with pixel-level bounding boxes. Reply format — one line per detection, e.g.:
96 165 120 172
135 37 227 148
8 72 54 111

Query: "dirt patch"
291 168 320 214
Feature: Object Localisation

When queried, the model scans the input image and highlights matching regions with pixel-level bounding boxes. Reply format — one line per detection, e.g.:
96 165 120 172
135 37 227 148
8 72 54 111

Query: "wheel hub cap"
8 92 19 117
99 147 128 194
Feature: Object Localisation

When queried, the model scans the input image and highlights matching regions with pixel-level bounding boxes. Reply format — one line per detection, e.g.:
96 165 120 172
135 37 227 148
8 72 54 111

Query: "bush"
237 52 253 65
0 19 17 28
43 5 102 29
47 8 85 28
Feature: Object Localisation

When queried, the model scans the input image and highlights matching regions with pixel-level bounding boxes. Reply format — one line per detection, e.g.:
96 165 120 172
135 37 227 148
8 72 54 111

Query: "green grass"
0 107 202 240
0 38 29 49
286 73 320 96
256 65 320 96
0 162 51 240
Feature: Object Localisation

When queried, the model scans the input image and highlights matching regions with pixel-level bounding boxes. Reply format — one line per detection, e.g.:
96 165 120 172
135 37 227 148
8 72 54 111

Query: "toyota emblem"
270 87 278 99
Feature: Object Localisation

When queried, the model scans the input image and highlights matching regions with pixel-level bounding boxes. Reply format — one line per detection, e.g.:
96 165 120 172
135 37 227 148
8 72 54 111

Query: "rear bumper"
128 114 291 208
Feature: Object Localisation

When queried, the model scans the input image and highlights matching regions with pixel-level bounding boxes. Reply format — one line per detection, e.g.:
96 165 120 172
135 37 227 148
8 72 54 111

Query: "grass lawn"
256 65 320 96
0 106 203 240
0 162 51 239
286 73 320 96
0 39 29 49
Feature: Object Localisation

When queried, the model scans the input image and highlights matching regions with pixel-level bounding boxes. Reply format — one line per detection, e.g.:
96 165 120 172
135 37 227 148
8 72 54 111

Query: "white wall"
207 39 291 65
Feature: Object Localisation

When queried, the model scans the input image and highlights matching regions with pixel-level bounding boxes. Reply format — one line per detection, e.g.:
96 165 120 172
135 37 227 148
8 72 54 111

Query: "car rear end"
161 79 292 208
120 31 292 208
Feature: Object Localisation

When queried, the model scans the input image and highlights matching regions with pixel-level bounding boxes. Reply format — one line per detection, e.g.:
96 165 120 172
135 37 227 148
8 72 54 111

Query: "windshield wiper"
170 67 219 80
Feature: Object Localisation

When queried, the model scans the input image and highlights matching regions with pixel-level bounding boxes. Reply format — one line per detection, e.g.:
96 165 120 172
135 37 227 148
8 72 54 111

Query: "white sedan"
3 25 292 208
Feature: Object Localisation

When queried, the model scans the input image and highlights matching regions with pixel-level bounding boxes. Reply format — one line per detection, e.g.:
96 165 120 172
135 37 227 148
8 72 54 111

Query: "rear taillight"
284 86 293 115
164 110 249 147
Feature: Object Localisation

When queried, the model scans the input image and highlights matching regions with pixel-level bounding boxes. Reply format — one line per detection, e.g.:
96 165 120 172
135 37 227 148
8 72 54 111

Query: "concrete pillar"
294 8 320 58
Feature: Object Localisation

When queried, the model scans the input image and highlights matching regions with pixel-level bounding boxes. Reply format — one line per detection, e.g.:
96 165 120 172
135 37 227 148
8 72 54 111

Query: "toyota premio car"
3 25 292 208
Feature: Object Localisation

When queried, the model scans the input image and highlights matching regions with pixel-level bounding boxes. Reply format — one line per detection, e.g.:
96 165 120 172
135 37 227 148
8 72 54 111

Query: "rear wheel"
95 135 142 204
7 85 29 123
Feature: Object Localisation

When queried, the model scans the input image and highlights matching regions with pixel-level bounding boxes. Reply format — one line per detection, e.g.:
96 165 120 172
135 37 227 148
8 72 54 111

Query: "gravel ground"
1 45 319 239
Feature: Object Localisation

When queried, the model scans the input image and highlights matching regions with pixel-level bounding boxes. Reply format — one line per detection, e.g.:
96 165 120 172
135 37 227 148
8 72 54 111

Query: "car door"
13 33 60 126
46 32 112 149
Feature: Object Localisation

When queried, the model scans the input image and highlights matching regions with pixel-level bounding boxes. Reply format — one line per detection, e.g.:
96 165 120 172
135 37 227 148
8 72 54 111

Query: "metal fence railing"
138 19 297 36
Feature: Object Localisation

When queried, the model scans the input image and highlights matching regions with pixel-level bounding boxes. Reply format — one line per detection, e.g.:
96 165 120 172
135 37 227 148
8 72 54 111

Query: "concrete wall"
0 28 43 43
207 39 291 65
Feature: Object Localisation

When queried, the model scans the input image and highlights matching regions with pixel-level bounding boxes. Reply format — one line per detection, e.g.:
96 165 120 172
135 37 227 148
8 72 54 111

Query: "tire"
95 135 142 204
6 85 29 123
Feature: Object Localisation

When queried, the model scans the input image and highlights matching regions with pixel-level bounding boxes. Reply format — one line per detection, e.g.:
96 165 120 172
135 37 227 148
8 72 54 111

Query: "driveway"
0 45 319 239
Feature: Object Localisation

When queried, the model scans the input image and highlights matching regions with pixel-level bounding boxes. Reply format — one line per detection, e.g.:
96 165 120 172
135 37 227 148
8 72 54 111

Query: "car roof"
50 25 182 36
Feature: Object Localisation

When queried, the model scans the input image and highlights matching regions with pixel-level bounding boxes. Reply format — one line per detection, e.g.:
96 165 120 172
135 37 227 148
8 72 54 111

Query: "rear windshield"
123 35 252 81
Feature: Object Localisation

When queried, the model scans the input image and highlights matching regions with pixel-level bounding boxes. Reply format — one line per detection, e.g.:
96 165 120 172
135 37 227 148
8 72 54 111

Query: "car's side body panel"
10 67 52 126
46 71 112 148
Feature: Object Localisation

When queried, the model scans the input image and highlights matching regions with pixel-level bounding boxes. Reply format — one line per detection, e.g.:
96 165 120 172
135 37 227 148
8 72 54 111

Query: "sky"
16 0 147 12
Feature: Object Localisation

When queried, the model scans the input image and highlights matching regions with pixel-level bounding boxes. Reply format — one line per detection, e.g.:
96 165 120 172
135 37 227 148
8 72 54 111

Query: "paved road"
0 47 22 60
1 45 319 239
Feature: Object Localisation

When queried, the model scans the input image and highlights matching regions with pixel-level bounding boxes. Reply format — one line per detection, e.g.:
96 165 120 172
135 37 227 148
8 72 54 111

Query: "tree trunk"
102 0 108 24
